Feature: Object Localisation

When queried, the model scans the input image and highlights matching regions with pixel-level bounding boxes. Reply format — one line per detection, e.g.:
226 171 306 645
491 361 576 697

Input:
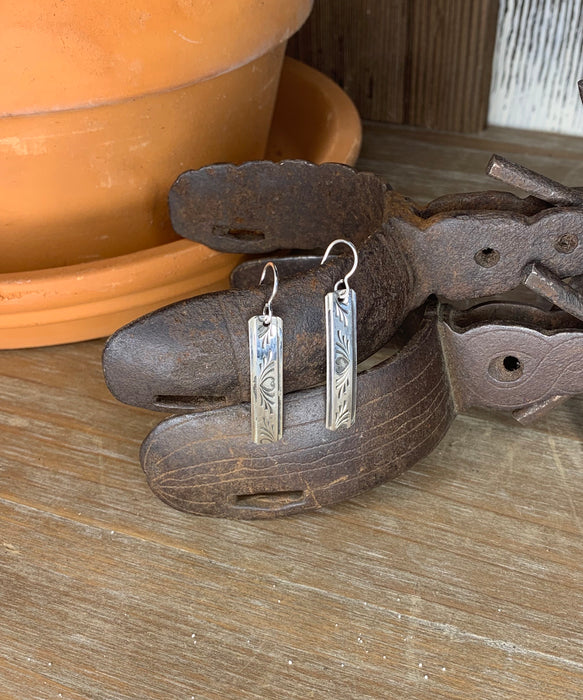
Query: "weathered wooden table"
1 123 582 699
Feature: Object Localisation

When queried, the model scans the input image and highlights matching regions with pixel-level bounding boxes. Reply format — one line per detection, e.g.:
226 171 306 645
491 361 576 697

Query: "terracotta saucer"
0 58 361 348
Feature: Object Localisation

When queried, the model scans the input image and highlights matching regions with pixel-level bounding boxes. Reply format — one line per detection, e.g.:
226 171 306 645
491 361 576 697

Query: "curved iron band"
442 302 583 412
103 229 414 412
105 160 583 413
168 161 388 254
140 303 456 519
169 161 583 305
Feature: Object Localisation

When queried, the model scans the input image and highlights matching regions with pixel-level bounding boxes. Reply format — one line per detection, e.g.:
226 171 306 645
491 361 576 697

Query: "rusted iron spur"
103 156 583 518
137 292 583 519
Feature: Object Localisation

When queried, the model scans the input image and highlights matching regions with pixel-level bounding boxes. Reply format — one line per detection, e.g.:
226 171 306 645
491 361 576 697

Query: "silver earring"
321 239 358 431
248 262 283 443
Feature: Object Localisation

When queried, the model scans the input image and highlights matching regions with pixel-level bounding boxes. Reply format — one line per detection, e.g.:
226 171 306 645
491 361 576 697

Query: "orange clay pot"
1 0 313 272
0 58 362 349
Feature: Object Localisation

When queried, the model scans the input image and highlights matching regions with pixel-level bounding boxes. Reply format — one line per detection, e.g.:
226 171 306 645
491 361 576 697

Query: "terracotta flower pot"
0 2 363 349
0 58 362 349
1 0 313 272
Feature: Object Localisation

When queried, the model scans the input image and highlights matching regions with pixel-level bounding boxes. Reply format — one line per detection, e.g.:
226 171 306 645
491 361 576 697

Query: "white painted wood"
489 0 583 135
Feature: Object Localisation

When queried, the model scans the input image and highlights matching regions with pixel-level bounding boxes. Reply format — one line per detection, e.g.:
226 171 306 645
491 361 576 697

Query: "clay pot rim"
2 1 313 117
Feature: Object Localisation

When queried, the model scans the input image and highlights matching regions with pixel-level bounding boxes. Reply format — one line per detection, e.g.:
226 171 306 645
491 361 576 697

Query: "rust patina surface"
103 154 583 518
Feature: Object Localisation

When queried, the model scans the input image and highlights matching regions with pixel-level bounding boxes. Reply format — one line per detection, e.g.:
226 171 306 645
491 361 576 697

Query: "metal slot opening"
224 228 265 241
235 491 305 508
154 395 226 410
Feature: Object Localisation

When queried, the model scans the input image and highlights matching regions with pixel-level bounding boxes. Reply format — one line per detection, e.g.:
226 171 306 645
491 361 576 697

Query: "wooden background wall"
488 0 583 136
287 0 500 133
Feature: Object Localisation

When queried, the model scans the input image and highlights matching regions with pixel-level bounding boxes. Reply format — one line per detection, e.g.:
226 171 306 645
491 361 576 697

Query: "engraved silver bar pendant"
249 315 283 443
325 289 357 431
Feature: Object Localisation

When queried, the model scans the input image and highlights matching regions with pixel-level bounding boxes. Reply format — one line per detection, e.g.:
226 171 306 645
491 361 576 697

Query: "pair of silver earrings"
248 239 359 444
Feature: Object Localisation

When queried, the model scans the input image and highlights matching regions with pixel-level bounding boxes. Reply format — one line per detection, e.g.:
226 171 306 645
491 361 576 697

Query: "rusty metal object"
441 302 583 411
104 157 583 412
141 302 454 518
168 161 388 254
523 263 583 319
486 154 583 207
512 395 569 425
103 229 412 412
103 147 583 518
170 160 583 304
140 296 583 518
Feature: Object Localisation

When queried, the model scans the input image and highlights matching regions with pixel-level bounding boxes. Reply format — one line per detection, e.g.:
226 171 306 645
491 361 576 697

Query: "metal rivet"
554 233 578 254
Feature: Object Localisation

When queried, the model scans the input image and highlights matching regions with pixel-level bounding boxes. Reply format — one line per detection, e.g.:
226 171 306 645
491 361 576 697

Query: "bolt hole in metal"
554 233 579 254
474 247 500 268
488 355 523 382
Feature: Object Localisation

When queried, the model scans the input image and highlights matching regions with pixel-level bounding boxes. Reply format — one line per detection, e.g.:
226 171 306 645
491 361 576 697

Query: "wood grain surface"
2 123 583 698
489 0 583 136
287 0 499 131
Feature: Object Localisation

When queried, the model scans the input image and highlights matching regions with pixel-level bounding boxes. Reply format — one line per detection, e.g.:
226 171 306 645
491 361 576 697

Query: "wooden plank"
287 0 409 123
1 124 583 698
407 0 499 131
288 0 499 131
2 416 583 698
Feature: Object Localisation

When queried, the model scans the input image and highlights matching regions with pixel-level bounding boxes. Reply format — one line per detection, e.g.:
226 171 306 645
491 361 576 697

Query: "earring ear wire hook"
321 239 359 298
259 261 279 324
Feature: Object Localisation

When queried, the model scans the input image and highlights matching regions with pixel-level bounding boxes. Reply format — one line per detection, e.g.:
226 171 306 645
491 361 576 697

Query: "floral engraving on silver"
321 239 359 431
249 316 283 443
249 262 283 443
325 289 357 430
